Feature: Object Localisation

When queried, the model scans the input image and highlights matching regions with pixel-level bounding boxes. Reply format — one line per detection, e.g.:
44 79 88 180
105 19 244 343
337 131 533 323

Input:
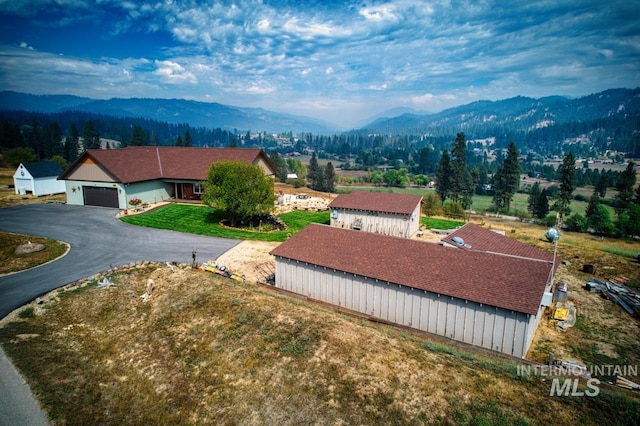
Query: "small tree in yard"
202 161 276 227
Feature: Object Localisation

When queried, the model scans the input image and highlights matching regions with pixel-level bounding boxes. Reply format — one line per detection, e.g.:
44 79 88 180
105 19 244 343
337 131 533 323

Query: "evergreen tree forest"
0 110 240 167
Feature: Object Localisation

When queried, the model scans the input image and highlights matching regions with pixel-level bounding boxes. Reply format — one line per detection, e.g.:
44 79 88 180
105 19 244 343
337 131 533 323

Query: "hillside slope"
1 263 638 425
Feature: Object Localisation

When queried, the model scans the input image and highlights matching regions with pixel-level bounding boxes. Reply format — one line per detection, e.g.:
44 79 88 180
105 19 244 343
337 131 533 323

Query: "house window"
194 183 204 194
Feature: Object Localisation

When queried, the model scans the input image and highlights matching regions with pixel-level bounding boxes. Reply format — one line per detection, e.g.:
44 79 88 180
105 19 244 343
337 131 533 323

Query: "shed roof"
441 222 555 262
59 147 275 183
20 161 63 178
328 191 422 215
271 224 555 315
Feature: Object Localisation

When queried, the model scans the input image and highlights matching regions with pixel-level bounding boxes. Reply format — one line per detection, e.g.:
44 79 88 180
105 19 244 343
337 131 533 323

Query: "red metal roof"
328 191 422 215
271 224 555 315
441 222 555 262
60 147 275 183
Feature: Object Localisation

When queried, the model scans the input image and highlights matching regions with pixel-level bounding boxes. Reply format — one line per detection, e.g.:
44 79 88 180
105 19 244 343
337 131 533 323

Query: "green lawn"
120 204 329 242
338 186 598 218
422 217 465 229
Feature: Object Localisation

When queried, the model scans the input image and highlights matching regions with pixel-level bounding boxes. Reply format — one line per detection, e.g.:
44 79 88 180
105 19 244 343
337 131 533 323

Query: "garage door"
83 186 119 208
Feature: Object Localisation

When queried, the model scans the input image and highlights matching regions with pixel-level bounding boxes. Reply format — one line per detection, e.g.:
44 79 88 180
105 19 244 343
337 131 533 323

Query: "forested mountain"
0 92 336 134
359 88 640 156
1 88 639 160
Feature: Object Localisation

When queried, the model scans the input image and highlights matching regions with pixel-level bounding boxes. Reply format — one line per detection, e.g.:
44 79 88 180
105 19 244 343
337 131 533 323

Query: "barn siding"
275 257 537 358
330 203 421 238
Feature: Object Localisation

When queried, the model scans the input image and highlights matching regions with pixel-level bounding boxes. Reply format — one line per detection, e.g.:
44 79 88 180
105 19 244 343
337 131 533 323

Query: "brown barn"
271 223 558 358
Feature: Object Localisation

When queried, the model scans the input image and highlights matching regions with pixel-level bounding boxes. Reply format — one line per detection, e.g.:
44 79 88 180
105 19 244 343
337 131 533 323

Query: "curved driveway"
0 203 241 319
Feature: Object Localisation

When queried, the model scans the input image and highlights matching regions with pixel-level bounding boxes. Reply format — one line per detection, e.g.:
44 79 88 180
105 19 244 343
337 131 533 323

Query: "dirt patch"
14 242 45 255
210 240 280 284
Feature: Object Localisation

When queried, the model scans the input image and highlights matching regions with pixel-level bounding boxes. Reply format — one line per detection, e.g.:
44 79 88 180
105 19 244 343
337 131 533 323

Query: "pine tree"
595 173 608 198
315 166 325 191
129 125 147 146
269 150 288 183
435 150 451 203
553 152 576 220
494 142 520 212
64 124 79 163
307 152 319 189
614 161 636 215
585 192 601 229
528 182 541 216
324 161 336 193
82 120 101 150
184 130 193 147
535 188 550 219
449 132 474 208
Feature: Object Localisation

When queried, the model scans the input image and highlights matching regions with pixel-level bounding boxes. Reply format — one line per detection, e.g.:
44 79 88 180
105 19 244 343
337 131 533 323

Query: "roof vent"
452 236 464 246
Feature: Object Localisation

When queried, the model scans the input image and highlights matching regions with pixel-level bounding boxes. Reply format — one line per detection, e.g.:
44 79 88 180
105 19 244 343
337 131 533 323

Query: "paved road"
0 204 241 425
0 203 240 318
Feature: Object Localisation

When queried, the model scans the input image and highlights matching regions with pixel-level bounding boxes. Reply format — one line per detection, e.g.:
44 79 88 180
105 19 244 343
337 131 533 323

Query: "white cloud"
1 0 638 127
153 60 197 84
411 93 457 107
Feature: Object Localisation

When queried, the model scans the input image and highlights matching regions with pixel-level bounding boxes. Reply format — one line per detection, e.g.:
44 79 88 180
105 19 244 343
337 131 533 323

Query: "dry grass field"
2 264 639 425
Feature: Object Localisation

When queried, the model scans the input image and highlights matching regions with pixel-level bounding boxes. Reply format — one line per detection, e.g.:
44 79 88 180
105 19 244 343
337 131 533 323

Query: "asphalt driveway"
0 203 241 319
0 203 242 425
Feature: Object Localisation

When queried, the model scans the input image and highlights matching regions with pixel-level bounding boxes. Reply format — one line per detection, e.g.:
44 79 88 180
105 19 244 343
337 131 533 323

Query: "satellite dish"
545 228 560 242
452 236 464 246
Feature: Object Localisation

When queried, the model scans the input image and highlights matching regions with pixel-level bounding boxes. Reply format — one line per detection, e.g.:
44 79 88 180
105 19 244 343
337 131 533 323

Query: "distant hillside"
2 89 639 154
362 89 640 134
0 92 338 134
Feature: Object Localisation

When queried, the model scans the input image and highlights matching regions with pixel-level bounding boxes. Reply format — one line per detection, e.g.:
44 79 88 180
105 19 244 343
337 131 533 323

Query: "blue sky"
0 0 638 128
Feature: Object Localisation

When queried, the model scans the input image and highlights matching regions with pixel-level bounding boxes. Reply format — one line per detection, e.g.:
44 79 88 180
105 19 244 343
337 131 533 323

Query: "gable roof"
441 222 555 263
20 161 63 178
59 147 275 183
271 224 555 315
328 191 422 215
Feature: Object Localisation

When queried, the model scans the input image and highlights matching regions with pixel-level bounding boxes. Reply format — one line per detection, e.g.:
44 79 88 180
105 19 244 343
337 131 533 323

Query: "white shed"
271 224 557 358
13 161 65 197
328 191 422 238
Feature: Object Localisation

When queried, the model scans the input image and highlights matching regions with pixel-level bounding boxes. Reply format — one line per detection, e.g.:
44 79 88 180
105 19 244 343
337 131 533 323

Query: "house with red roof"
328 191 422 238
58 147 276 209
271 223 558 358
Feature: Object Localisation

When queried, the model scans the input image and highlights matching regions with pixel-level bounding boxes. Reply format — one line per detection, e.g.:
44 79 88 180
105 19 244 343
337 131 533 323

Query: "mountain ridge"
1 88 639 137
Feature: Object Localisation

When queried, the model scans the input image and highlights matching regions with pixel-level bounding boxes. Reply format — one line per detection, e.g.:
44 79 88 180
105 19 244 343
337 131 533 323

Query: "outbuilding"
328 191 422 238
271 223 558 358
13 161 65 197
58 146 276 209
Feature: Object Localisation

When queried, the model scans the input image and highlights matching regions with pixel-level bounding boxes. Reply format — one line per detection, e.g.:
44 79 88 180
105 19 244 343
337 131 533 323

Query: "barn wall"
32 177 66 197
330 204 421 238
275 257 537 358
14 177 33 194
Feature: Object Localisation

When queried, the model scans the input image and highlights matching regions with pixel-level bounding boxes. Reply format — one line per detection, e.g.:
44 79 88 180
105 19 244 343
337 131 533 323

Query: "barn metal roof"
271 224 556 315
20 161 63 178
328 191 422 215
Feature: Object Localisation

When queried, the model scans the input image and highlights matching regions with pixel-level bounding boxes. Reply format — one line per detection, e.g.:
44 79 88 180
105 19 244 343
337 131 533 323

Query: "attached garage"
83 186 119 208
59 146 277 209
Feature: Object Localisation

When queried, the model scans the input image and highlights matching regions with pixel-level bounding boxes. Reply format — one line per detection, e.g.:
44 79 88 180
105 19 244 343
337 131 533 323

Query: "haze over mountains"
1 88 639 138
